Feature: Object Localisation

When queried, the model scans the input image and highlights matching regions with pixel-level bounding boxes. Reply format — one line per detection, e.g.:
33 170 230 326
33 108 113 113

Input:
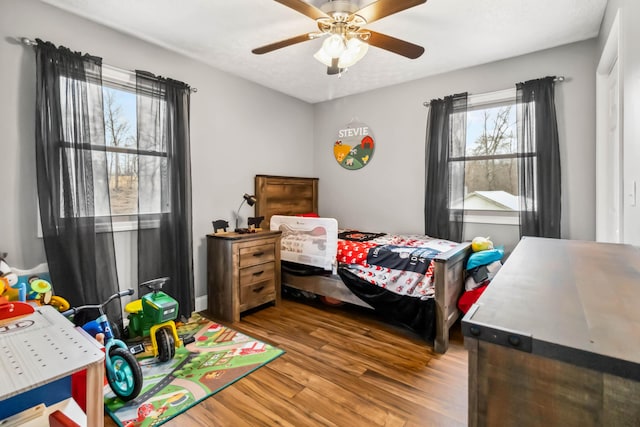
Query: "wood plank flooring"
105 298 468 426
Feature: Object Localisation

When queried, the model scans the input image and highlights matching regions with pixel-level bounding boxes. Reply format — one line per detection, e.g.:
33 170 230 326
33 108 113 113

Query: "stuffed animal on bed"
471 236 494 252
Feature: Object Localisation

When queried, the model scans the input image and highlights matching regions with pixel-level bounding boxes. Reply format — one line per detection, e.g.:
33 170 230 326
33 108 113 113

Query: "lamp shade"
313 47 333 67
322 34 346 58
338 38 369 68
236 193 257 230
243 193 256 207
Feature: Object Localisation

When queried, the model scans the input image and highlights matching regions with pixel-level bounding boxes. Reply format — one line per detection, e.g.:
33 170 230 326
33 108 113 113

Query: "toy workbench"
0 305 105 426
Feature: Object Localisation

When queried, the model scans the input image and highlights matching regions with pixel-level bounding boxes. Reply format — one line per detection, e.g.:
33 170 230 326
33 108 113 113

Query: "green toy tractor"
125 277 181 362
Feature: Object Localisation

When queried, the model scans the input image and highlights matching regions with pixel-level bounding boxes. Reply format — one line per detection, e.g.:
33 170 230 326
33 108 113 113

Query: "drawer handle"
253 286 265 293
252 270 264 276
252 251 265 257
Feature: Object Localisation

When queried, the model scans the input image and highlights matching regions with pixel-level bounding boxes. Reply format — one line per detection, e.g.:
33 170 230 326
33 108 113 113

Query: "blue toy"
62 289 143 402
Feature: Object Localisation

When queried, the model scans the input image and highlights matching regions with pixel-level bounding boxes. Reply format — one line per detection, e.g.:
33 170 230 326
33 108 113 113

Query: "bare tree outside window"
451 103 520 211
465 105 518 196
103 87 138 215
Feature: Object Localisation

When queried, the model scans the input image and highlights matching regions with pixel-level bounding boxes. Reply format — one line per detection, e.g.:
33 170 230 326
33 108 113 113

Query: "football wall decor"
333 121 375 170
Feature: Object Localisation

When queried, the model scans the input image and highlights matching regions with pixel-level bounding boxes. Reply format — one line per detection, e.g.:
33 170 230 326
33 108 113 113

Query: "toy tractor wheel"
156 328 175 362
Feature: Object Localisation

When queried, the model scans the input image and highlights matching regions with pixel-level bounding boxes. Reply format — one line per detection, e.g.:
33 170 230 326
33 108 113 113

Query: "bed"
254 175 471 353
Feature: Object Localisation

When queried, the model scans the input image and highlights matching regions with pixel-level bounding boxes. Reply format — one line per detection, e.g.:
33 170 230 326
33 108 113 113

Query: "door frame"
595 10 623 243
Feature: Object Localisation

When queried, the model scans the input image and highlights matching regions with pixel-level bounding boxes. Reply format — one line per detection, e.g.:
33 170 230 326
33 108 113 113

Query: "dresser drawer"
239 262 275 286
240 277 276 306
239 243 275 268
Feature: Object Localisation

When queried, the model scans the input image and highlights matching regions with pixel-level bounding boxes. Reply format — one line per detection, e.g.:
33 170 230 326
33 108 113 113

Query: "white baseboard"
195 295 207 313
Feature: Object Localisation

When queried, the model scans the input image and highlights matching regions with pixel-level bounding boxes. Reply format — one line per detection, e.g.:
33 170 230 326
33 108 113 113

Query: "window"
449 89 527 225
56 66 168 231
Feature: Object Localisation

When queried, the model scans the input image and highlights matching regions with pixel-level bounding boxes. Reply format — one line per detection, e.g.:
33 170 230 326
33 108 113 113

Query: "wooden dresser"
462 237 640 427
207 230 282 322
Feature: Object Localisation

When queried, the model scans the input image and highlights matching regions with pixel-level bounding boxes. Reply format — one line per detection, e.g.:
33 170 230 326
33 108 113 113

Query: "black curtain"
516 77 561 238
424 93 468 242
34 40 120 315
136 71 194 319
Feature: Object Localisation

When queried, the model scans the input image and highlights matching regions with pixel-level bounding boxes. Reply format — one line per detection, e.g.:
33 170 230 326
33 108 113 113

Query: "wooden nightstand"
206 230 281 322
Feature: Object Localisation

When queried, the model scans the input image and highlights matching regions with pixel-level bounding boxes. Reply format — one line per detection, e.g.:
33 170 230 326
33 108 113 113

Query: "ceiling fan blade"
274 0 329 21
367 30 425 59
252 33 315 54
353 0 427 24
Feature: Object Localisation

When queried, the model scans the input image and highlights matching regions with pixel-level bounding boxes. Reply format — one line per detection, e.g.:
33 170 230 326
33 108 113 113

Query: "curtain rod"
422 76 565 107
19 37 198 93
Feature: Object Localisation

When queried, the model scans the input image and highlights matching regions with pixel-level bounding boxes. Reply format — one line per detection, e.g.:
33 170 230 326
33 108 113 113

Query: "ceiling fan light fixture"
338 37 369 68
313 46 333 67
322 34 346 58
253 0 425 74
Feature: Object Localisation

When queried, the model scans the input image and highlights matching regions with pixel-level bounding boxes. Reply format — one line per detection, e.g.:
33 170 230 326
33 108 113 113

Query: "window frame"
38 65 164 236
449 88 526 225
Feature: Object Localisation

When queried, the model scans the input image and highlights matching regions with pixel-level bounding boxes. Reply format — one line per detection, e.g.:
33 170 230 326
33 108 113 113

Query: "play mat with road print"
105 314 284 427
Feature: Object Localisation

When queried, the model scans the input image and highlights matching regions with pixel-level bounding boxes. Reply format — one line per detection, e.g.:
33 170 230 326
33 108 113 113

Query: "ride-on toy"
63 289 143 402
125 277 181 363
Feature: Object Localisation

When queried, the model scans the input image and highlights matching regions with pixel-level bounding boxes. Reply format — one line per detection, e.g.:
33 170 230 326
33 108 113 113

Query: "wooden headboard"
254 175 319 230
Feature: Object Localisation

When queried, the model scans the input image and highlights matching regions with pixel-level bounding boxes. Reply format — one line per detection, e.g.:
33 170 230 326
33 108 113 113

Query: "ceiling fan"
252 0 427 75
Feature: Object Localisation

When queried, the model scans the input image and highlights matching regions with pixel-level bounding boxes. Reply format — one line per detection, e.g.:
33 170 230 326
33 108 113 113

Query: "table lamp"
235 193 256 231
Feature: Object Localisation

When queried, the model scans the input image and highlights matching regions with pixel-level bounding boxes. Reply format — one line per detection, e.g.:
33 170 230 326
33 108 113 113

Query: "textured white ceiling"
40 0 607 104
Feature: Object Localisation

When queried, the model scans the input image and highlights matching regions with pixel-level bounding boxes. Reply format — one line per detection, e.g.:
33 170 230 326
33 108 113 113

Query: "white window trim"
37 209 161 237
106 217 161 233
103 64 136 90
463 210 519 226
467 88 516 108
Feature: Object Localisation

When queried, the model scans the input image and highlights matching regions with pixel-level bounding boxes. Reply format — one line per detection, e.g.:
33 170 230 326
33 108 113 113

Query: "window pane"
104 88 136 148
449 160 466 209
137 91 167 154
108 152 138 215
466 104 516 156
464 158 519 210
104 87 138 215
449 109 467 158
139 155 168 214
59 77 105 145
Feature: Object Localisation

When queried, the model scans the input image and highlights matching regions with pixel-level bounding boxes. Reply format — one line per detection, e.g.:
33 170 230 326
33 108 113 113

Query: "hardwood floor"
105 298 468 426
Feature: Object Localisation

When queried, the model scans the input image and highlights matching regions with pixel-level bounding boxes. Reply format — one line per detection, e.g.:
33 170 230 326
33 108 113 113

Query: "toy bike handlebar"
61 288 134 318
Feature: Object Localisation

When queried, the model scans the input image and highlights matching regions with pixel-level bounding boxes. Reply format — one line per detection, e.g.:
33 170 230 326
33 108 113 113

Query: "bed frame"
254 174 470 353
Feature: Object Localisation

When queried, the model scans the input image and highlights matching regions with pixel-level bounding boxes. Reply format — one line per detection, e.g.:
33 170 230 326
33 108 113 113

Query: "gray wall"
313 40 598 254
0 0 314 302
0 0 606 303
598 0 640 245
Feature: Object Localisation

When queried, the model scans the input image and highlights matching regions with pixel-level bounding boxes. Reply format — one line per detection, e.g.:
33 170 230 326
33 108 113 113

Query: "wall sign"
333 121 375 170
